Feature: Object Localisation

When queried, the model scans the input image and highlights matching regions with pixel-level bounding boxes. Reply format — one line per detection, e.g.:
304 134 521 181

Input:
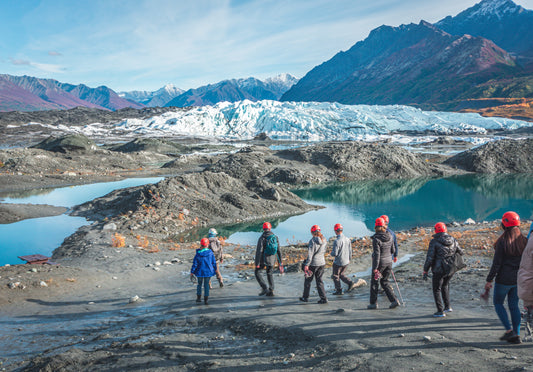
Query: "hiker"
254 222 283 296
518 231 533 318
368 217 399 310
485 211 527 344
300 225 328 304
330 223 357 295
423 222 464 317
190 238 217 305
380 215 398 263
207 228 224 288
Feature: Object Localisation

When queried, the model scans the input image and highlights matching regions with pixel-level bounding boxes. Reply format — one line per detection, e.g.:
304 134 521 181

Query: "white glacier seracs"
108 100 532 141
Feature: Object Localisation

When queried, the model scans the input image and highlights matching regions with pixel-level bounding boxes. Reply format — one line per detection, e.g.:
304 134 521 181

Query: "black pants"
303 265 327 301
432 272 452 312
255 266 274 291
370 264 397 304
332 264 354 291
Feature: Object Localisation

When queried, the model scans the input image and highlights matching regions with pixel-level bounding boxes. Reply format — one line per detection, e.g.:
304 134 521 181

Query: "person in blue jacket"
191 237 217 305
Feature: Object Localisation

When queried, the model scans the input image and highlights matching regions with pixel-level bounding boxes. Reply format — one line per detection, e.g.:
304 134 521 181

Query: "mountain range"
281 0 533 117
118 84 184 107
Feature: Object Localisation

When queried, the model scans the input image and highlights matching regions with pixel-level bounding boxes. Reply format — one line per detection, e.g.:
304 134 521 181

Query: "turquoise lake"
1 174 532 266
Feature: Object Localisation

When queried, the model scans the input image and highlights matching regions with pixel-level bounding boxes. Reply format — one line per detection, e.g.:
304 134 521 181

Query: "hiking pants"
215 265 223 284
255 265 274 291
332 263 354 291
370 264 396 305
303 265 327 301
432 272 452 312
493 283 521 335
197 277 211 297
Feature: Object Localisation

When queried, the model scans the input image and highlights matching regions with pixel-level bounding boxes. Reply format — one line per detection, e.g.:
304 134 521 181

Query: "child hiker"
191 238 217 305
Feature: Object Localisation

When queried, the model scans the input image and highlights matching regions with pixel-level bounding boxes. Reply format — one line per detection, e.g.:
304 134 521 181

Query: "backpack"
264 234 278 256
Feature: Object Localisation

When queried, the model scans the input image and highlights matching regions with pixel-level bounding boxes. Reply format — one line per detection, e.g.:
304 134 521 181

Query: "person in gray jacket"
300 225 328 304
331 223 357 295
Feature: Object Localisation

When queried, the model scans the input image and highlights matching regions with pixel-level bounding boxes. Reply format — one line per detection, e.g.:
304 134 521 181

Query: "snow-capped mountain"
119 84 184 107
164 74 298 108
48 100 533 142
436 0 533 60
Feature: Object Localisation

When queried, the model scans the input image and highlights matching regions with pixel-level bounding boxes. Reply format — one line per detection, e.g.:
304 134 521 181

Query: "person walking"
190 238 217 305
207 228 224 288
331 223 357 295
380 215 398 263
485 211 527 344
423 222 464 317
300 225 328 304
255 222 283 297
518 231 533 317
368 217 399 310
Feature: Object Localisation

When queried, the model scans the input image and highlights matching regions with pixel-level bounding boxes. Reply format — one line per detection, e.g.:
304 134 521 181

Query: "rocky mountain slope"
119 84 184 107
165 74 298 107
0 74 144 112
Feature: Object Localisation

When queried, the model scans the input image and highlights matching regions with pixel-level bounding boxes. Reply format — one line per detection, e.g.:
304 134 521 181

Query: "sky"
1 0 533 92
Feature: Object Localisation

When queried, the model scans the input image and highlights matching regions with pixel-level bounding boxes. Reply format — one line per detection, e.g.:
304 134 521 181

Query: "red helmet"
311 225 321 233
200 238 210 247
334 223 343 231
502 211 520 228
375 218 385 227
380 215 389 224
262 222 272 230
434 222 447 234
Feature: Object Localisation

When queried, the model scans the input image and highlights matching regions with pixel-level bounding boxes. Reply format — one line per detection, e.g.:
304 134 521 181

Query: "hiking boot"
367 303 378 310
259 288 268 296
196 295 202 303
347 282 357 292
204 296 209 305
500 331 516 341
299 297 308 303
433 311 445 317
508 335 522 344
266 290 275 297
332 290 343 295
389 301 399 309
317 299 328 304
444 308 453 313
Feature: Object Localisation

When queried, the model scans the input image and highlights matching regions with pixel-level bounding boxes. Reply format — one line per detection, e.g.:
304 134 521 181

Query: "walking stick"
527 222 533 240
390 269 405 306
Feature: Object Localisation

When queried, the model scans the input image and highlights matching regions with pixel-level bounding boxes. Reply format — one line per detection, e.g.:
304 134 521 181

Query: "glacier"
30 100 533 143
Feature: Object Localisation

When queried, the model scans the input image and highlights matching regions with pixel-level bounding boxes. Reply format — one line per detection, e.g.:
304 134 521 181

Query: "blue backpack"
264 234 278 256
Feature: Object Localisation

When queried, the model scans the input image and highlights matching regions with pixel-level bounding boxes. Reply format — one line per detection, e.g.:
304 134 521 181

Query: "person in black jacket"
485 211 527 344
423 222 463 317
368 217 399 309
255 222 283 297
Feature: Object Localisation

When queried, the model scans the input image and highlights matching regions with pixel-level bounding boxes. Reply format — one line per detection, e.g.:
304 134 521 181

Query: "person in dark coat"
191 238 217 305
485 211 527 344
423 222 463 317
255 222 283 296
368 217 399 309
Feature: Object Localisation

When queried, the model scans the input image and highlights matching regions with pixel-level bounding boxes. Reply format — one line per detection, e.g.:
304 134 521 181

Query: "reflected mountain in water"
293 178 431 205
446 174 533 201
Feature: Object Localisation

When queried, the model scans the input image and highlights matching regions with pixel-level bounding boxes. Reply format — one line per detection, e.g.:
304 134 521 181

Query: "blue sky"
1 0 533 92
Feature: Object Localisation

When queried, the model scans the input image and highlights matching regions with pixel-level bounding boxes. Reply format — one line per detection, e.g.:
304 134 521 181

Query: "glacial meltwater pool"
225 174 533 245
0 177 164 265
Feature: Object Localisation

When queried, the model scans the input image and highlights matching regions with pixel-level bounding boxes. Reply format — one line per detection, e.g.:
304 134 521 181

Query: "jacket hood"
196 248 212 257
433 232 454 246
262 230 274 238
373 231 391 243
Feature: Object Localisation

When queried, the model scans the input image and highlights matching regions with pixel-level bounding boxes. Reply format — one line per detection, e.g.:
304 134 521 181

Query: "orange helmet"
434 222 447 234
311 225 321 233
262 222 272 230
200 238 210 247
334 223 343 231
380 215 389 224
375 218 385 227
502 211 520 228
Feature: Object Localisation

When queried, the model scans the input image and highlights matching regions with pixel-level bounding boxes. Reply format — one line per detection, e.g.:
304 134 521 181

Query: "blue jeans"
493 283 521 335
197 277 211 297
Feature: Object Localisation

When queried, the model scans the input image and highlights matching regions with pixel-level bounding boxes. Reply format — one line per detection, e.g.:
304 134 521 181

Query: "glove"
393 257 398 263
279 264 284 274
422 271 428 281
304 266 312 278
373 270 382 281
256 264 260 269
485 282 493 291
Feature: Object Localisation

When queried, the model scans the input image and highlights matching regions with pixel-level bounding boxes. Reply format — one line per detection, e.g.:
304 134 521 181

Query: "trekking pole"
527 222 533 240
390 269 405 306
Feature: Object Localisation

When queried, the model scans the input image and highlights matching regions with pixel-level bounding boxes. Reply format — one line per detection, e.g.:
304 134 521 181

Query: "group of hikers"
190 211 533 344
